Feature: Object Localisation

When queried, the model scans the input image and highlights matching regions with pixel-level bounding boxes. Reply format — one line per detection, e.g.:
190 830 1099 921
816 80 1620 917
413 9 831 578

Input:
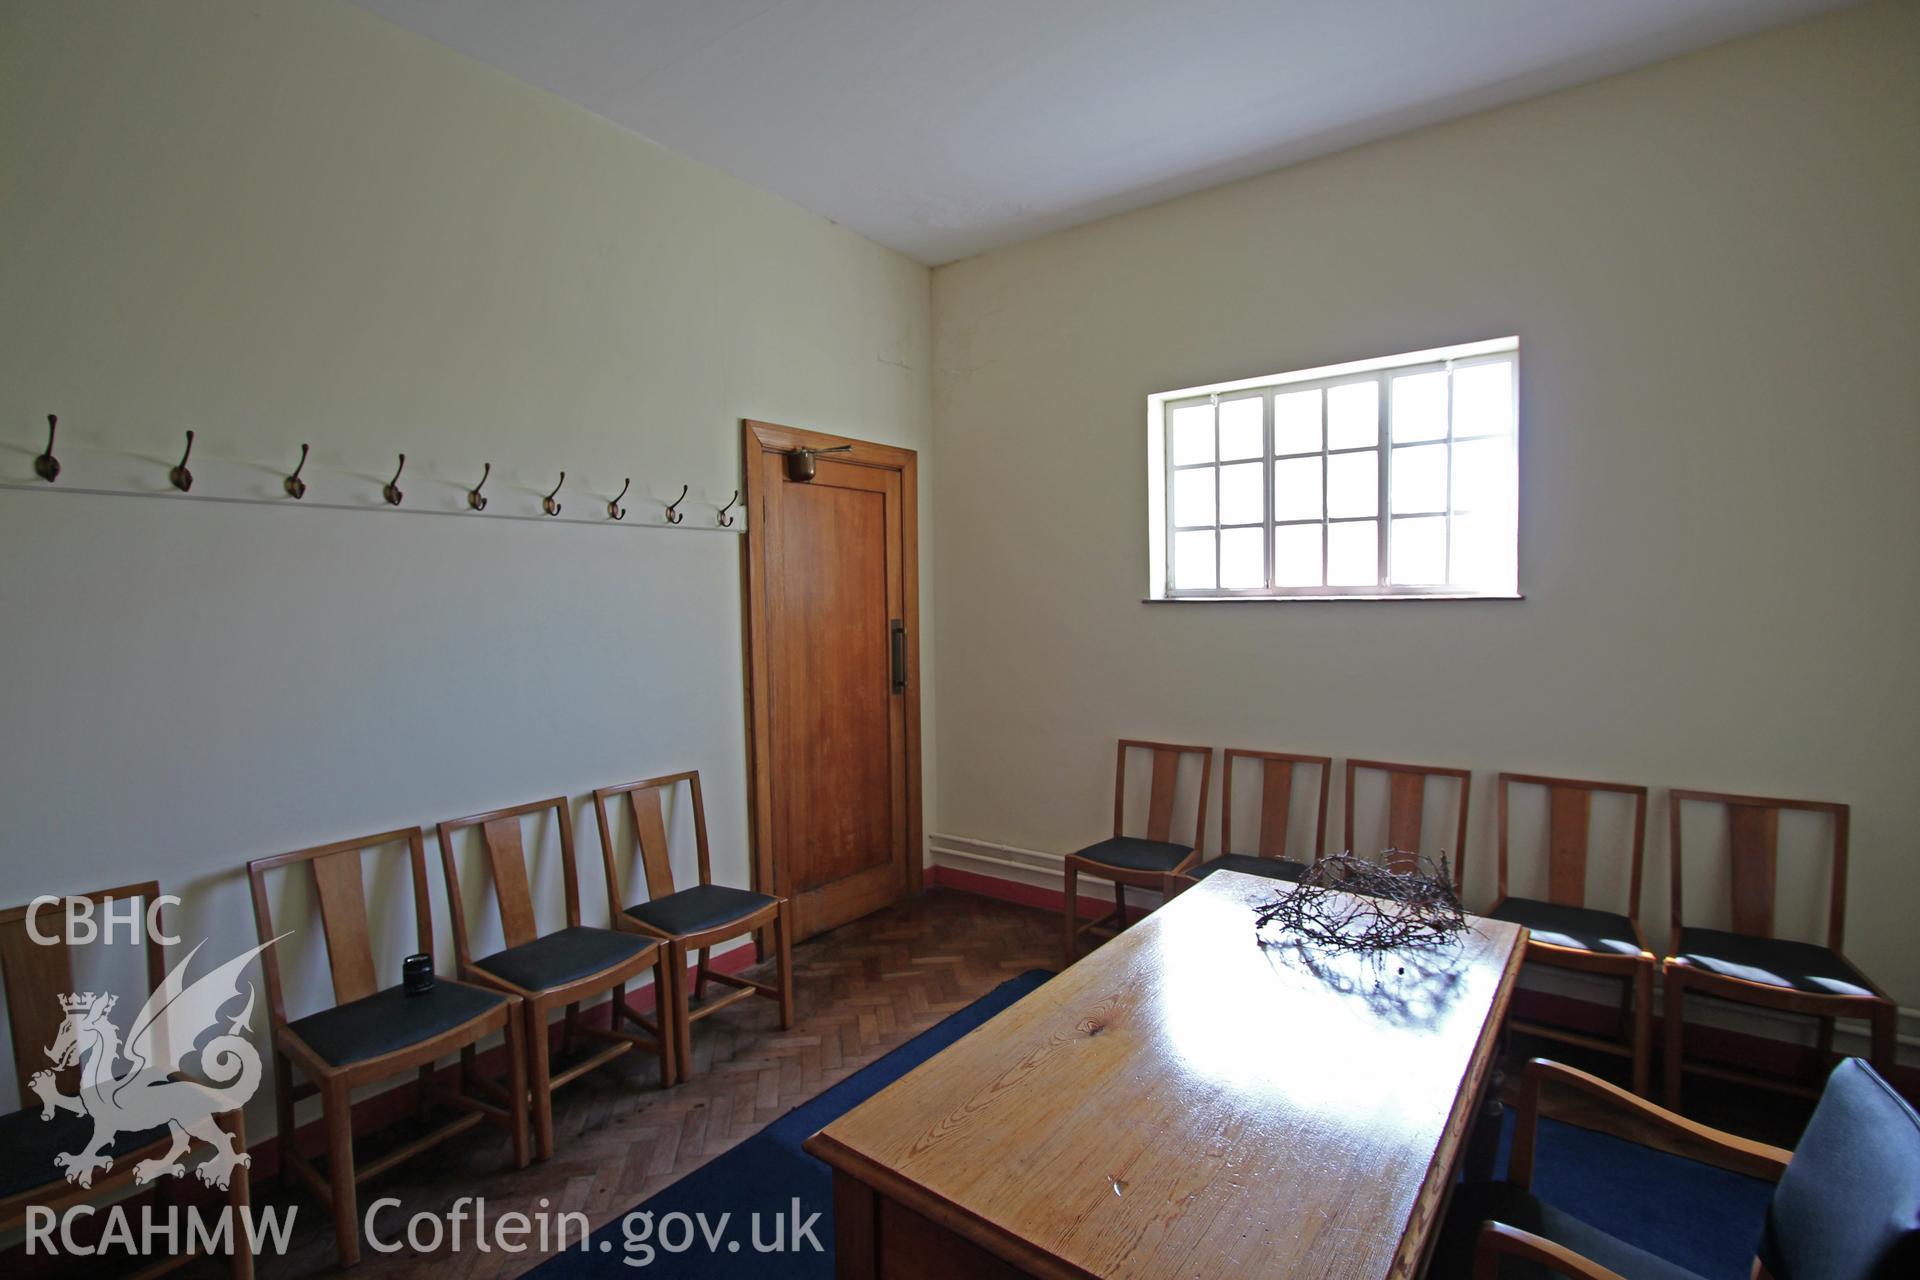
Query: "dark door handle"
890 619 907 694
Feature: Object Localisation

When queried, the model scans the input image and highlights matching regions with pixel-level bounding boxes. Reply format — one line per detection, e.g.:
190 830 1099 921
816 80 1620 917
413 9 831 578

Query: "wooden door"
743 421 921 940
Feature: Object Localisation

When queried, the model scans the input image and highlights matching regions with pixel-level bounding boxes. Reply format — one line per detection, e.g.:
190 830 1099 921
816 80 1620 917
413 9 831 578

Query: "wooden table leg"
832 1169 878 1280
1462 1061 1507 1183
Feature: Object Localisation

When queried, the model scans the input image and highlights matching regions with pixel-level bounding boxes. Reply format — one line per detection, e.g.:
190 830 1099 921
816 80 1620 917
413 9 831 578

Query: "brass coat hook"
717 490 740 528
467 462 491 511
786 443 851 483
169 430 196 492
283 443 310 499
33 414 59 483
542 471 565 517
665 483 687 525
607 477 629 521
383 453 406 506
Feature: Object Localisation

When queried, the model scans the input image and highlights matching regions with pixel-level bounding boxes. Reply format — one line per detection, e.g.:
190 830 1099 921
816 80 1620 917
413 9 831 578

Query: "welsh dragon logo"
32 938 277 1190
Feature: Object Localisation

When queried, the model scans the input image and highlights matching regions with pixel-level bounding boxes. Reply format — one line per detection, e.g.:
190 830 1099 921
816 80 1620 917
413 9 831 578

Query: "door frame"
740 419 923 920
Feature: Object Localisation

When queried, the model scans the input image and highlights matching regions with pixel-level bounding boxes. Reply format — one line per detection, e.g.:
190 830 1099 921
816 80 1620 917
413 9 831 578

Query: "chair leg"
1113 879 1127 932
776 899 796 1031
222 1109 254 1280
415 1063 434 1121
1632 962 1654 1098
1063 861 1080 962
562 1002 581 1057
527 997 554 1162
272 1054 295 1190
695 945 713 1001
322 1078 359 1267
502 1000 530 1169
669 940 695 1081
1663 967 1686 1107
651 952 675 1087
1815 1014 1836 1071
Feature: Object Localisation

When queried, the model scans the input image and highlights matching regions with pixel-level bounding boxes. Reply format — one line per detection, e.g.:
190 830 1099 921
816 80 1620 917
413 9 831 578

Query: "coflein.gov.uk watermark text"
364 1196 824 1267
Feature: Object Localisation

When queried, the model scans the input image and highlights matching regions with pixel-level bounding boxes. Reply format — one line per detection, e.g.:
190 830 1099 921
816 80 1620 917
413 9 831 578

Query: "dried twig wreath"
1252 850 1470 954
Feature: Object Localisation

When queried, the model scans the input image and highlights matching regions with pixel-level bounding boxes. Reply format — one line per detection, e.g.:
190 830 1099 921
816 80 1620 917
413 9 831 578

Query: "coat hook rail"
169 431 196 493
284 443 310 500
665 483 687 525
542 471 565 517
383 454 406 506
33 414 59 483
607 477 629 521
468 462 491 511
717 490 739 528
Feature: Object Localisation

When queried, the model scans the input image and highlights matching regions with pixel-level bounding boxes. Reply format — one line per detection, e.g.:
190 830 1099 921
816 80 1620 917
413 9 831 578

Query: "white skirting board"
927 832 1920 1056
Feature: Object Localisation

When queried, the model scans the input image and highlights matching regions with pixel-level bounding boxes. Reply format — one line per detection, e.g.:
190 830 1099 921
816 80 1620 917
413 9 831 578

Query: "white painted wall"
930 0 1920 1025
0 0 932 1130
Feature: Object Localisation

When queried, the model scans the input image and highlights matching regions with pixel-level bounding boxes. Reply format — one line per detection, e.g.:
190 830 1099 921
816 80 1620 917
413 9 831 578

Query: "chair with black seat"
1063 739 1213 961
1431 1055 1919 1280
1167 748 1330 896
1344 756 1472 879
591 770 793 1081
1664 789 1894 1105
1487 772 1658 1095
247 828 528 1267
437 796 675 1161
0 881 253 1279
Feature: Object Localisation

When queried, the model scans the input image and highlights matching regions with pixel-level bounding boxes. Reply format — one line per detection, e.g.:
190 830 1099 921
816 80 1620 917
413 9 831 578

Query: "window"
1149 338 1519 599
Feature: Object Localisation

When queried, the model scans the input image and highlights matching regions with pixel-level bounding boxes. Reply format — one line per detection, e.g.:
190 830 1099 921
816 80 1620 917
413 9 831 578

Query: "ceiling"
351 0 1852 265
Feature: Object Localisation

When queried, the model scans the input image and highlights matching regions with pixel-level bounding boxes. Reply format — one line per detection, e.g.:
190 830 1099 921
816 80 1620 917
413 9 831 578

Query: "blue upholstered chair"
1166 747 1330 893
1062 739 1212 960
1433 1056 1920 1280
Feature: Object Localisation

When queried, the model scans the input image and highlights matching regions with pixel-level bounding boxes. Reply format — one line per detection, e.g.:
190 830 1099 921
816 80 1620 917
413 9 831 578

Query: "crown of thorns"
1252 850 1470 953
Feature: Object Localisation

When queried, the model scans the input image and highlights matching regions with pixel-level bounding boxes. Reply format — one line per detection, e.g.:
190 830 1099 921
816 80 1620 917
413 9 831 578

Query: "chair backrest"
1112 740 1212 852
247 828 433 1027
1497 772 1647 917
592 771 712 914
1761 1058 1920 1280
1668 789 1848 948
1221 749 1330 863
0 881 167 1109
437 796 584 968
1343 758 1472 882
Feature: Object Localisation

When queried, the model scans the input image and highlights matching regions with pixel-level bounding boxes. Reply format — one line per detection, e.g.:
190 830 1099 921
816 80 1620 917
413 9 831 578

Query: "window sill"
1145 593 1525 604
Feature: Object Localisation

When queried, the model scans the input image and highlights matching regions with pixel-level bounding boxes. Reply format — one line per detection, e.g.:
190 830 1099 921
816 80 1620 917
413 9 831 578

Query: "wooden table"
805 870 1526 1280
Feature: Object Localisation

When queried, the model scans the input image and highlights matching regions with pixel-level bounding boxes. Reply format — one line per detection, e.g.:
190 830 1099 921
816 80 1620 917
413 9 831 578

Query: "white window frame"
1147 337 1521 601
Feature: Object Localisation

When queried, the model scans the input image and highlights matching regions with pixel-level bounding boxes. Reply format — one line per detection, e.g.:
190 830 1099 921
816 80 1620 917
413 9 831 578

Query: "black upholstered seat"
1761 1058 1920 1280
288 979 508 1067
1431 1179 1707 1280
0 1107 173 1199
476 925 653 992
625 883 776 937
1190 853 1309 883
1675 927 1876 998
1489 898 1644 957
1068 836 1194 873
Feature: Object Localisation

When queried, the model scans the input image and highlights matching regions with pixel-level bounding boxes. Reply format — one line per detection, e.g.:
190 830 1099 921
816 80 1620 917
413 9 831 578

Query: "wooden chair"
0 881 252 1279
247 828 528 1267
437 796 676 1160
1432 1055 1919 1280
1063 739 1213 960
1664 789 1895 1104
1343 757 1472 881
1166 749 1331 896
591 771 793 1081
1486 772 1658 1095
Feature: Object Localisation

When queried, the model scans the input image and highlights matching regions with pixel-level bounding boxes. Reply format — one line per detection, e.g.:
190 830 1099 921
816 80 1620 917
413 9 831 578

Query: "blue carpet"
528 969 1052 1277
532 967 1774 1278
